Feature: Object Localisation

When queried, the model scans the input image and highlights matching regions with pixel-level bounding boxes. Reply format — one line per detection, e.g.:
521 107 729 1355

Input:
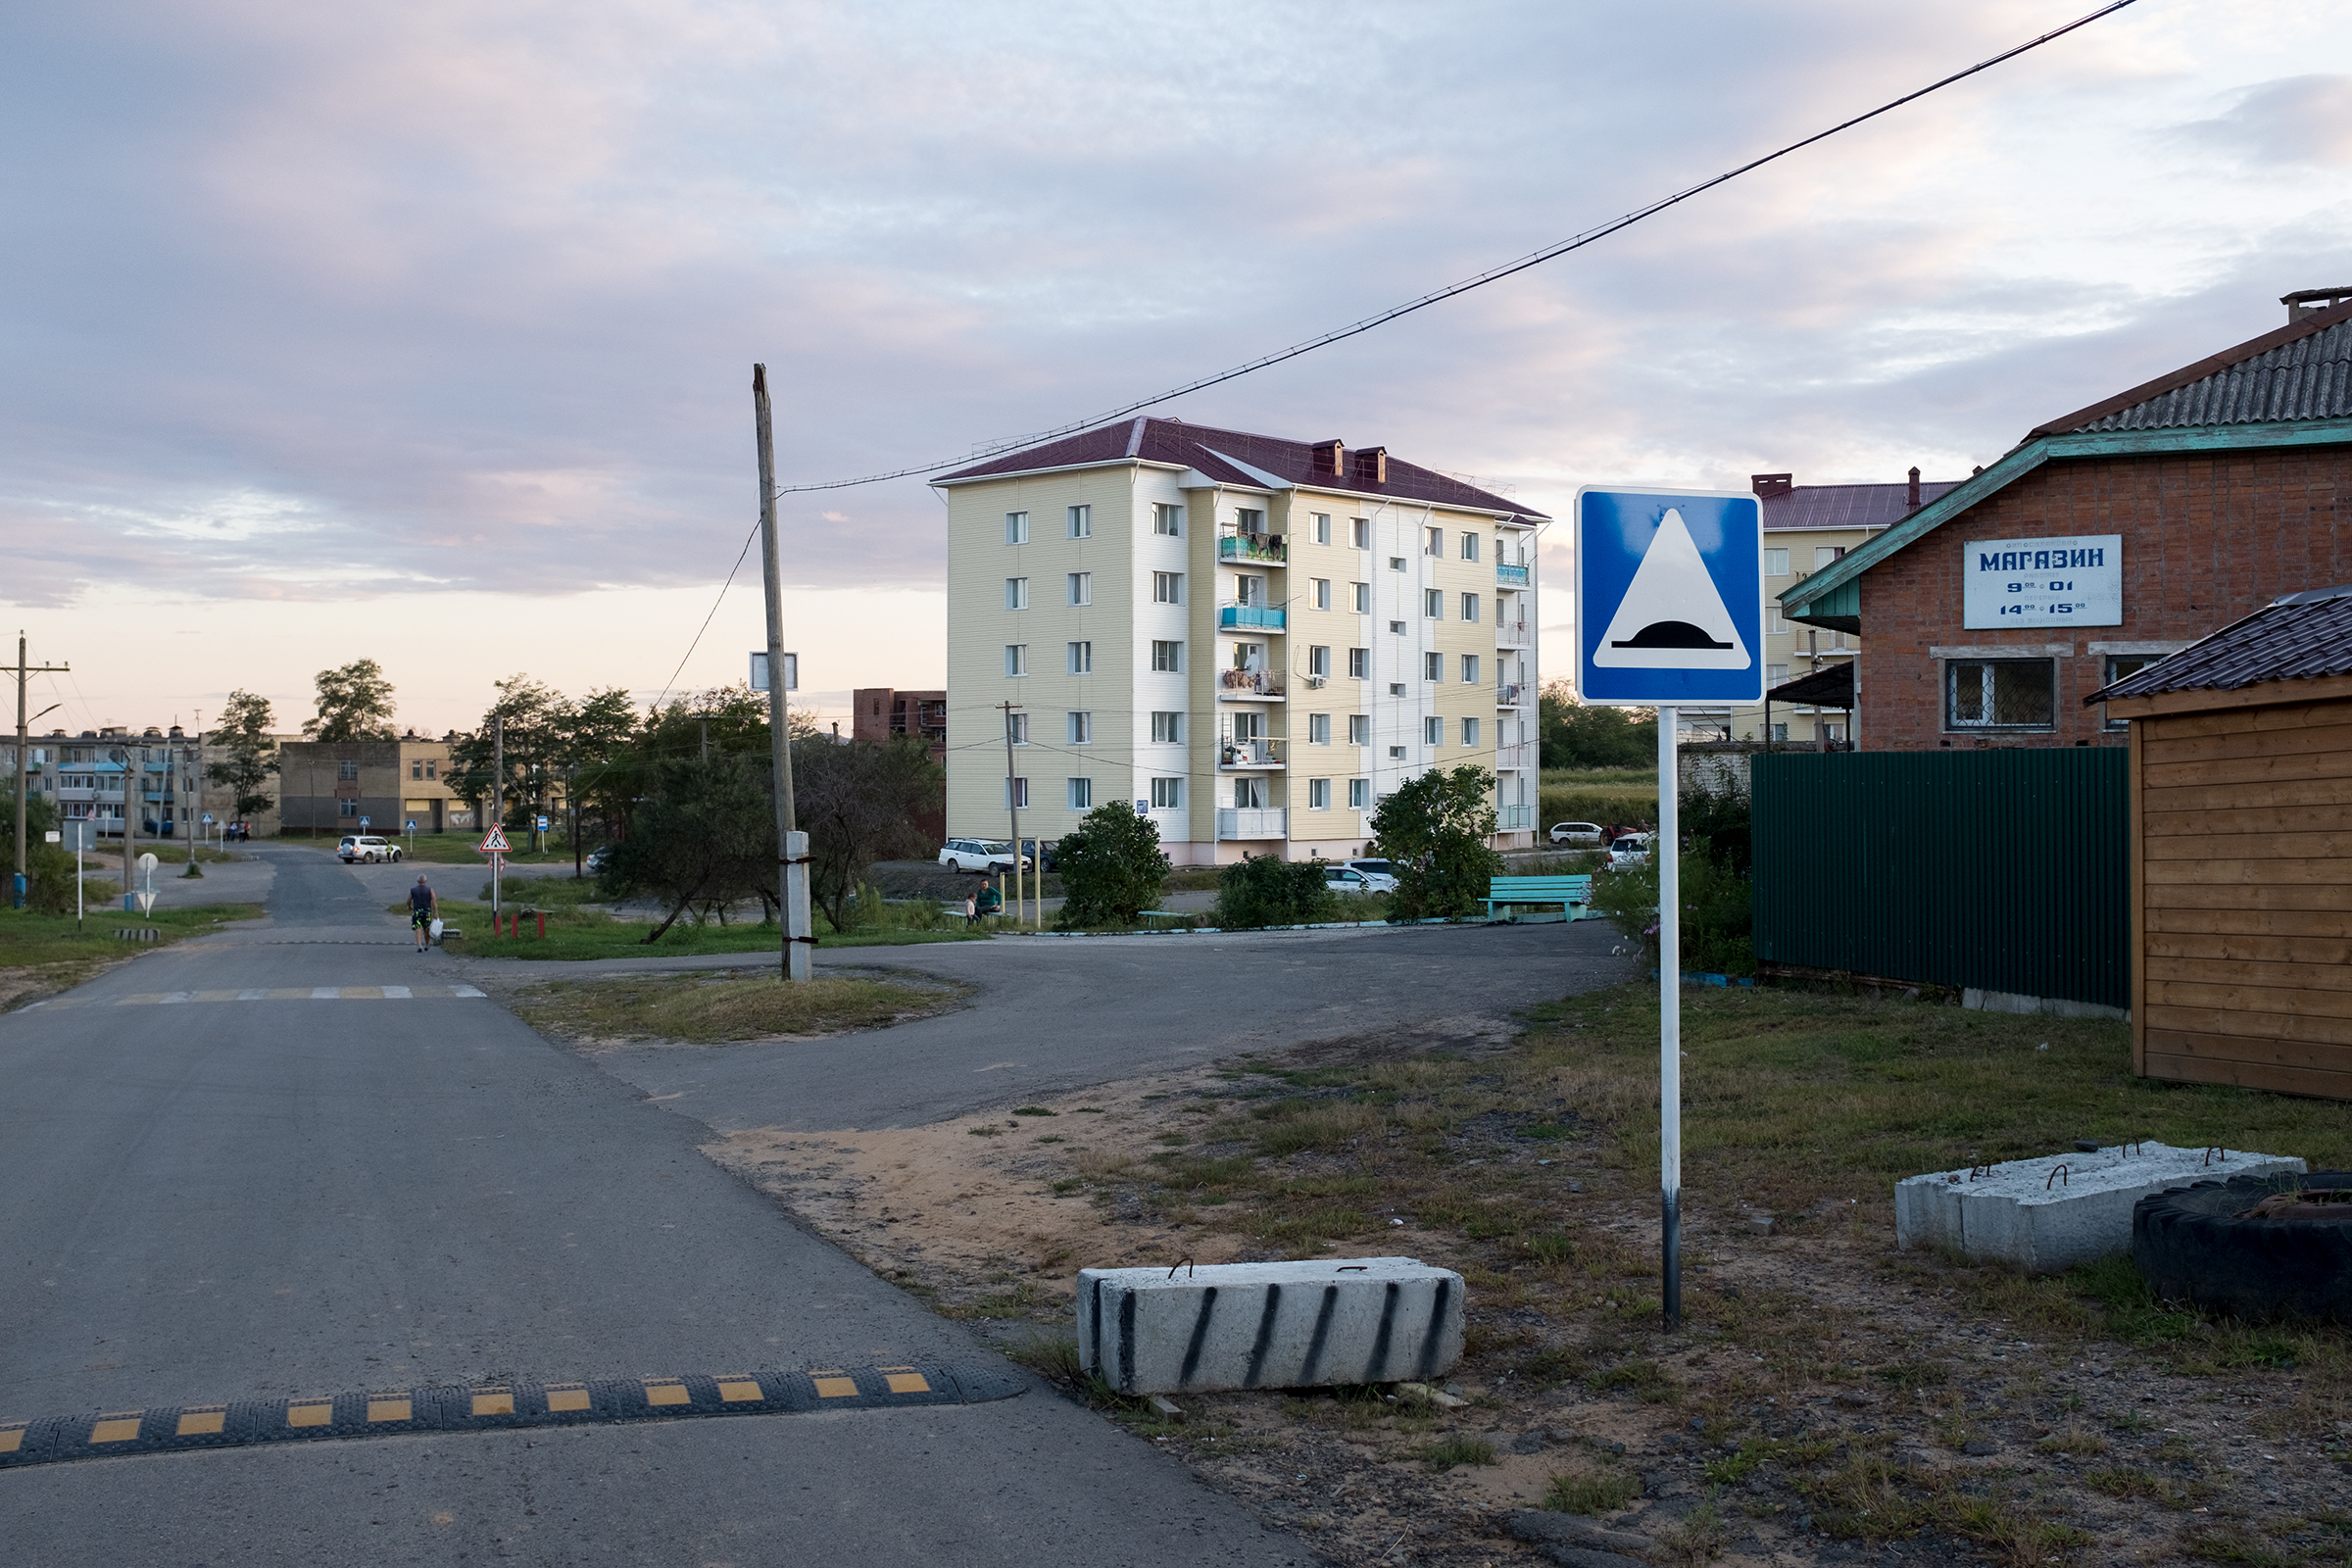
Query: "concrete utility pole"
8 633 70 909
1002 700 1022 925
754 365 809 982
491 713 504 919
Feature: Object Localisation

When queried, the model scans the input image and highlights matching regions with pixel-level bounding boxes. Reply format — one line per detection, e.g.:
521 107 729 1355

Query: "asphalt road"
0 846 1311 1565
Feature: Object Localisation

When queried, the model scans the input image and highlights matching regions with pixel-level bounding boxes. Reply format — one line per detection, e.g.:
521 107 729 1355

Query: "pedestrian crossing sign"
1575 486 1764 705
477 825 512 855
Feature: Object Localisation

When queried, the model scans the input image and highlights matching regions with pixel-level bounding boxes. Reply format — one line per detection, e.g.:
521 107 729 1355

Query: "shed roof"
2086 584 2352 704
1765 661 1855 708
934 416 1545 520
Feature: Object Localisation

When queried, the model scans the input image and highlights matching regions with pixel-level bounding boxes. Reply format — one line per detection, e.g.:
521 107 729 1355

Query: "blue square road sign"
1575 487 1764 706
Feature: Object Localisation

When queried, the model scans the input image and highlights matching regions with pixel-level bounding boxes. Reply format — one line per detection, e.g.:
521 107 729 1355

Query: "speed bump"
0 1364 1024 1470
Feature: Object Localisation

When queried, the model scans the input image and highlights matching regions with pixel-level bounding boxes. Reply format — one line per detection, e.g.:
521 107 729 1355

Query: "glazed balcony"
1217 533 1287 564
1217 667 1286 700
1496 563 1531 586
1216 807 1287 841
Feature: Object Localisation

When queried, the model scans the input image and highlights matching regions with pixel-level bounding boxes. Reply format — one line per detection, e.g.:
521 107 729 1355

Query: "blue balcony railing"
1495 563 1531 586
1219 605 1286 630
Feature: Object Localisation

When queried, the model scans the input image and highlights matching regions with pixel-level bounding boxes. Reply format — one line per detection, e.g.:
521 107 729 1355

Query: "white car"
1345 858 1400 888
1605 834 1654 869
1548 821 1602 846
938 837 1029 873
1324 865 1396 896
337 834 403 864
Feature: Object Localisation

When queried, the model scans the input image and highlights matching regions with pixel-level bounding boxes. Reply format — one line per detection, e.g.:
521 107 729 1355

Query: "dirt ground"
701 1004 2352 1568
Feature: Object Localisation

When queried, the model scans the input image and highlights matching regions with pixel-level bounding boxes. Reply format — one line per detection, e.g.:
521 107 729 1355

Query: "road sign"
535 815 549 832
749 651 798 692
477 825 513 855
1575 487 1764 706
360 816 370 829
406 819 416 832
200 812 214 824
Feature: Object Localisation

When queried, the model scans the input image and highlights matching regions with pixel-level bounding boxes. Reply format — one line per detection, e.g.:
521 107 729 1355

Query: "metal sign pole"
1657 703 1682 1333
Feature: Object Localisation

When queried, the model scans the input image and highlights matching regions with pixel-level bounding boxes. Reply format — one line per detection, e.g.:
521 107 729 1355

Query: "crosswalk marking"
31 986 494 1010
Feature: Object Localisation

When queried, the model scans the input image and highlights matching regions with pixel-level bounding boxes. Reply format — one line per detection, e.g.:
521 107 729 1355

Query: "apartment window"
1151 777 1184 808
1461 655 1481 684
1151 710 1184 744
1946 659 2054 730
1067 777 1093 808
1772 723 1789 743
1423 652 1443 681
1312 513 1331 545
1151 640 1183 672
1347 648 1369 679
1815 545 1845 568
1424 589 1443 619
1426 526 1444 557
1462 533 1480 562
1236 508 1265 535
1388 745 1406 760
1235 574 1265 608
1312 577 1331 611
1004 644 1028 677
1006 712 1030 744
1067 505 1092 539
1767 607 1788 633
1004 777 1029 808
1389 681 1406 697
1350 517 1369 549
411 760 422 779
1764 547 1790 576
1004 576 1029 611
339 799 359 817
1350 582 1370 612
1348 714 1370 746
1153 503 1183 537
1348 778 1369 808
1067 571 1091 606
1459 592 1480 623
337 760 359 781
1068 640 1092 673
1461 716 1481 747
1307 712 1331 744
2103 655 2161 730
1308 778 1331 809
1389 557 1406 572
1423 716 1444 746
1068 711 1092 744
1308 645 1331 678
425 760 437 780
1389 620 1406 636
1152 571 1184 605
1767 663 1788 684
1005 512 1029 545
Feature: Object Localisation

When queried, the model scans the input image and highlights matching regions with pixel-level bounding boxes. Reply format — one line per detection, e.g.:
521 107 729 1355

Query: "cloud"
2178 74 2352 168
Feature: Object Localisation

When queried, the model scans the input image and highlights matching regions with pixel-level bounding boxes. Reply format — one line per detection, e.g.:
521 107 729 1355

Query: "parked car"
586 844 614 874
1324 865 1396 896
338 834 403 864
938 838 1029 873
1605 833 1654 869
1548 820 1603 846
1019 837 1060 873
1345 858 1398 884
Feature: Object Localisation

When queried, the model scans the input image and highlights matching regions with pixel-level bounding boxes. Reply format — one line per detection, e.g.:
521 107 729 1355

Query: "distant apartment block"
852 687 948 760
935 418 1544 864
274 735 478 837
6 725 216 838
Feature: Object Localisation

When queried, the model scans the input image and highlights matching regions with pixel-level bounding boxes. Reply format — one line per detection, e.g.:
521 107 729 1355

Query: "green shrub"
1370 764 1501 920
1054 802 1170 929
1588 843 1752 976
1212 854 1335 929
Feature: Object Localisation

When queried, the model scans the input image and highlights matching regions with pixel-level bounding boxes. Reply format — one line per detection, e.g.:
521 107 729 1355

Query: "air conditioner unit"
1303 675 1326 690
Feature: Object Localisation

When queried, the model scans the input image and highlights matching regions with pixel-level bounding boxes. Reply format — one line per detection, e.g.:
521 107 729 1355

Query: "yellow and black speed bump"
0 1364 1024 1470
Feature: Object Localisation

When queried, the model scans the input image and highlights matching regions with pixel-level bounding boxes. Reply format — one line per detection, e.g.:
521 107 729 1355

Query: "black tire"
2132 1169 2352 1324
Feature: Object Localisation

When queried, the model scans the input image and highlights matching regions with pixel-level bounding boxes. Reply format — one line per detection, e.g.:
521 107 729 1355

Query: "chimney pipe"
1907 466 1921 510
2282 287 2352 323
1750 473 1792 500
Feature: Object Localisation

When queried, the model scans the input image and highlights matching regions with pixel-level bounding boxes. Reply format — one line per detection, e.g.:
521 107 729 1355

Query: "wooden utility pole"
1002 700 1022 924
754 365 808 981
9 634 70 909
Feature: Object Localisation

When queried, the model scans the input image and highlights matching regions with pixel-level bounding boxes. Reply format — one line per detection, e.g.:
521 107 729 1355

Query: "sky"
4 0 2350 739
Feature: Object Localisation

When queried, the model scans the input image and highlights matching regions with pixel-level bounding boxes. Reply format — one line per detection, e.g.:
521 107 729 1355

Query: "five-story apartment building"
938 418 1544 864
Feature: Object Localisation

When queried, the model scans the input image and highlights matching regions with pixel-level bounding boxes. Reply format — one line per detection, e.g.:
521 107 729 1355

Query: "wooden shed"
2093 585 2352 1099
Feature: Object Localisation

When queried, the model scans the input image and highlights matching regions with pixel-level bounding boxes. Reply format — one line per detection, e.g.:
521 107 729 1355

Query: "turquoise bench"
1482 874 1593 922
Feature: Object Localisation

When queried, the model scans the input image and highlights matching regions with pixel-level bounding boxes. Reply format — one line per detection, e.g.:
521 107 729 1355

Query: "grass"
1418 1434 1496 1470
508 970 963 1043
0 904 266 1002
1544 1468 1642 1513
1539 766 1657 832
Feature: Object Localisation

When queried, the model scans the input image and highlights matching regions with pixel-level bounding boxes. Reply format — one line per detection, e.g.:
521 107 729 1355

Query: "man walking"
409 874 438 953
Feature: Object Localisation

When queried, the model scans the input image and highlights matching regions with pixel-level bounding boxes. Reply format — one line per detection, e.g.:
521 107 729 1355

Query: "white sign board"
1963 534 2122 629
749 651 799 692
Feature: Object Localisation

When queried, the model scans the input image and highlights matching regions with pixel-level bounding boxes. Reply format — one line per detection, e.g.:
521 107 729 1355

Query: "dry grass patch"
512 969 964 1044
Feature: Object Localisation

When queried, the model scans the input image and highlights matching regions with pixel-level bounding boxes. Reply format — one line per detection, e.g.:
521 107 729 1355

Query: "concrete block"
1075 1257 1464 1396
1895 1143 2306 1273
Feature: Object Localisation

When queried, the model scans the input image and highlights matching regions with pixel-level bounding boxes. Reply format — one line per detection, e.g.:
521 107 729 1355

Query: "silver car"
938 837 1029 873
337 834 403 864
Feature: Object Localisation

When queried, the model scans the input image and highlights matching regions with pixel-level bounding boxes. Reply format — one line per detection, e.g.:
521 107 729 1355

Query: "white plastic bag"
429 917 445 940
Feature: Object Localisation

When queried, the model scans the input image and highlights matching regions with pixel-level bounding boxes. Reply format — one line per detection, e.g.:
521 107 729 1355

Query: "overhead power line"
769 0 2138 497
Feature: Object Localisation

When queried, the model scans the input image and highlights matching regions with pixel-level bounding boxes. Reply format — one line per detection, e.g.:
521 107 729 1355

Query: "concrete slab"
1077 1257 1464 1396
1895 1142 2306 1273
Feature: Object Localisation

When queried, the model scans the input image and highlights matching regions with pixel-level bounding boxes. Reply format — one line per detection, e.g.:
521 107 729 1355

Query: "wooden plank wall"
2138 693 2352 1100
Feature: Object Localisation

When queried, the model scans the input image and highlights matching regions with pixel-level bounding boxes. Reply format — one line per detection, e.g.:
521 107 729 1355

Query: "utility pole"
1002 700 1022 925
754 364 809 981
9 634 69 909
491 713 504 919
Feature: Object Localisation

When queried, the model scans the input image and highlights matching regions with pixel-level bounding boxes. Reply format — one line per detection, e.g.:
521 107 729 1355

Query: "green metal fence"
1750 749 2130 1008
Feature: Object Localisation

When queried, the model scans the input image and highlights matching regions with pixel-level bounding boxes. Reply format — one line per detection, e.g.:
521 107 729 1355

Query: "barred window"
1945 659 2053 730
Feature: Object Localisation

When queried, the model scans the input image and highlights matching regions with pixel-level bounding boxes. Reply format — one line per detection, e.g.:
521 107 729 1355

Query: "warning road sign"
1576 487 1763 705
476 825 512 855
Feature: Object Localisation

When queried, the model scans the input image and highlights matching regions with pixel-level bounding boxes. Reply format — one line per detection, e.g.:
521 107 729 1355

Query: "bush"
1590 842 1753 976
1054 802 1170 929
1370 764 1501 921
1213 855 1336 929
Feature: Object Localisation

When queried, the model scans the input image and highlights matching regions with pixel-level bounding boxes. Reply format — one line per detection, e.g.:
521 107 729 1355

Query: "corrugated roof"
2033 298 2352 437
1764 480 1961 533
2086 584 2352 702
935 416 1546 519
1766 661 1855 707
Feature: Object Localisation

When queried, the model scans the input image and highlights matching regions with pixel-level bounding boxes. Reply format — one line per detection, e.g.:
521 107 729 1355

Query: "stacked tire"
2132 1170 2352 1324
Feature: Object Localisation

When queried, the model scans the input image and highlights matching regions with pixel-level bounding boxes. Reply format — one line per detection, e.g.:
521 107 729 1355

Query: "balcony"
1497 683 1528 707
1496 619 1532 648
1495 740 1536 771
1218 533 1287 564
1218 737 1286 770
1219 605 1286 631
1496 563 1531 586
1217 807 1287 841
1498 804 1535 830
1217 667 1285 700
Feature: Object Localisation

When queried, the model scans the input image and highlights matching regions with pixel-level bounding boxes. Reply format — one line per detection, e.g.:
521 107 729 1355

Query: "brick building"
1785 289 2352 750
851 688 948 760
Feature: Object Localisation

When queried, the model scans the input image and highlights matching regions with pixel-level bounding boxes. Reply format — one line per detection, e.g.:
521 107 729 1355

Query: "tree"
1 782 77 913
305 659 397 741
1539 680 1656 769
1054 802 1170 929
595 755 776 942
564 686 644 851
792 735 942 929
1212 854 1336 929
204 689 280 822
1371 764 1501 920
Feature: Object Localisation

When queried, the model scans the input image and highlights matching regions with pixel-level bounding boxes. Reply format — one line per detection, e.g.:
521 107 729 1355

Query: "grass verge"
0 903 268 1008
510 970 965 1043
